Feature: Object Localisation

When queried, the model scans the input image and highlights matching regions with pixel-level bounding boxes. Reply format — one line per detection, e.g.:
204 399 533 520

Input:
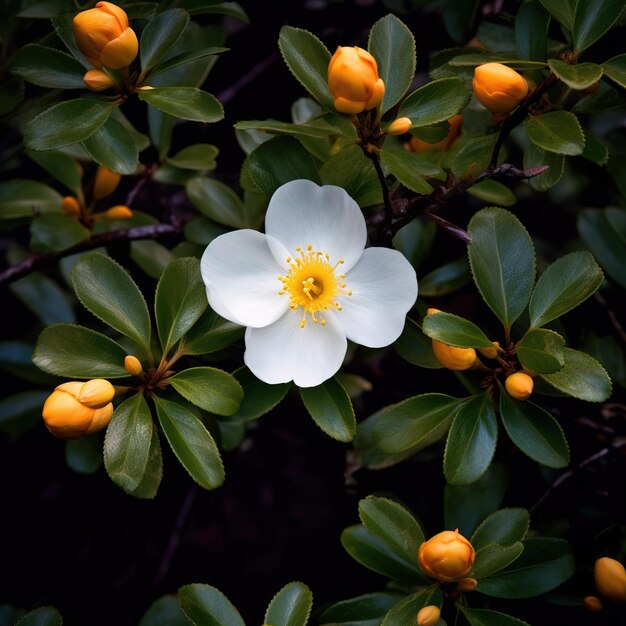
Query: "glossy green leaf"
82 116 138 175
444 393 498 485
104 394 155 495
479 537 575 598
467 180 516 207
0 390 49 435
278 26 334 111
24 98 115 151
499 393 569 468
154 396 225 490
178 583 245 626
12 44 85 89
540 347 612 402
25 150 82 195
471 542 524 579
138 87 223 123
380 586 442 626
538 0 575 31
155 257 207 353
139 595 191 626
128 427 163 499
471 508 530 551
393 217 437 272
131 240 174 279
71 252 151 350
529 251 603 327
448 54 546 70
468 208 535 330
317 592 403 624
29 214 89 253
419 258 472 297
33 324 129 378
368 14 416 112
572 0 625 55
181 309 244 355
548 59 603 90
168 367 243 417
235 118 349 140
440 0 480 43
66 433 103 474
227 366 290 422
358 496 425 565
166 144 219 171
582 130 609 165
0 179 61 218
373 393 463 453
11 271 74 326
526 111 585 156
393 318 442 369
264 582 313 626
379 149 434 194
422 311 494 349
15 606 62 626
578 207 626 289
300 377 356 442
179 1 248 22
515 1 549 61
398 78 471 127
523 143 564 191
140 8 190 73
516 329 565 374
150 46 229 77
460 607 531 626
51 13 90 67
451 134 498 179
602 53 626 90
186 178 254 228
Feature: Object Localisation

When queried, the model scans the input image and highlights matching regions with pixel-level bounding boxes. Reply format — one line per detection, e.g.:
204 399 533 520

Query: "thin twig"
367 151 393 228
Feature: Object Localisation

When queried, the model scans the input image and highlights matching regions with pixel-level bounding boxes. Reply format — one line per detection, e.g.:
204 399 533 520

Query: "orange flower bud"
93 166 121 199
328 46 385 115
61 196 81 216
478 341 500 359
408 114 463 153
387 117 412 135
594 557 626 603
472 63 528 114
73 1 138 70
583 595 603 612
102 205 133 220
83 68 116 92
416 605 441 626
124 355 144 377
42 380 114 438
418 529 475 583
457 577 478 592
432 340 477 371
505 371 534 400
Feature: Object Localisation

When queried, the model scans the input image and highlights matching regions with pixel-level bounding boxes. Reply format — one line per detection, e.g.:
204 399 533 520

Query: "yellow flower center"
278 245 352 328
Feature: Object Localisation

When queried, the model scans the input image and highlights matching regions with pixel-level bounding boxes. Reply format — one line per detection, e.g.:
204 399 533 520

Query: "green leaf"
340 524 425 583
515 1 549 61
368 14 416 112
24 98 115 151
582 130 609 165
186 178 255 228
578 207 626 288
444 393 498 485
540 347 612 402
51 13 90 67
138 87 224 123
140 8 190 73
179 1 249 22
0 179 61 218
448 54 546 70
16 606 62 626
33 324 129 378
523 143 564 191
471 542 524 579
235 118 350 140
526 111 585 156
300 377 356 442
398 78 471 127
154 396 225 490
71 252 152 350
29 214 90 253
65 432 103 474
166 144 219 171
471 508 530 551
548 60 603 90
317 592 403 624
602 53 626 90
538 0 575 31
479 537 575 598
155 257 207 353
25 150 82 195
178 583 245 626
572 0 625 55
139 595 191 626
104 394 156 495
12 44 86 89
451 134 498 179
359 496 425 564
168 367 243 417
373 393 464 454
516 329 565 374
0 390 49 435
129 427 163 499
11 271 74 326
82 116 138 175
499 393 570 468
379 149 434 194
380 586 442 626
393 318 442 369
227 366 290 422
419 257 472 297
422 311 494 349
440 0 480 43
245 135 320 196
264 582 313 626
459 607 531 626
181 309 244 355
150 46 229 77
467 180 516 207
468 207 535 331
529 251 603 327
278 26 334 111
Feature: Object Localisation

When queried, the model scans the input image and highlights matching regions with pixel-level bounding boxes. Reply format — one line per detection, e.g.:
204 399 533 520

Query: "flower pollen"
278 245 351 328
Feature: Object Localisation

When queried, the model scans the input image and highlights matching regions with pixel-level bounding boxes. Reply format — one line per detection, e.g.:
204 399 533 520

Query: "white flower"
200 179 418 387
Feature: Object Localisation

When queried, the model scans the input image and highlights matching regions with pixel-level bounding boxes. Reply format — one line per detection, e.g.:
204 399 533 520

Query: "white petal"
337 247 418 347
265 180 367 271
200 229 289 328
244 310 347 387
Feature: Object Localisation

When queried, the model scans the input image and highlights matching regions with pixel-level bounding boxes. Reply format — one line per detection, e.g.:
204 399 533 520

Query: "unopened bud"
457 577 478 592
93 166 121 199
478 341 500 359
583 595 603 612
83 68 116 91
102 205 133 220
432 340 477 371
387 117 412 135
124 355 143 377
418 529 475 583
505 371 534 400
408 114 463 153
77 378 115 409
594 557 626 603
416 605 440 626
61 196 81 216
472 63 529 115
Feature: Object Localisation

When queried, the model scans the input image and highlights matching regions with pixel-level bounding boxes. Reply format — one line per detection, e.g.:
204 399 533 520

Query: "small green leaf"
540 348 612 402
459 606 531 626
379 148 434 194
300 377 356 442
515 1 549 61
11 271 75 326
368 14 416 112
548 59 603 90
25 150 82 195
526 111 585 156
186 178 254 228
154 396 225 490
393 318 442 369
178 583 245 626
33 324 129 378
139 595 191 626
468 207 535 331
178 1 248 22
419 257 472 297
529 251 603 327
499 393 570 468
440 0 480 43
602 53 626 90
140 8 190 73
523 143 564 191
582 130 609 165
16 606 62 626
471 542 524 579
82 116 139 175
138 87 224 123
516 329 565 374
380 586 442 626
150 46 229 77
572 0 625 55
235 118 350 140
264 582 313 626
167 144 219 171
168 367 243 417
0 179 61 218
451 134 499 179
0 390 49 435
181 309 244 355
471 508 530 550
66 432 103 474
467 180 516 207
12 43 86 89
398 78 471 127
71 252 152 350
129 427 163 499
29 214 90 253
538 0 575 31
227 366 290 422
317 592 403 624
422 311 494 349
